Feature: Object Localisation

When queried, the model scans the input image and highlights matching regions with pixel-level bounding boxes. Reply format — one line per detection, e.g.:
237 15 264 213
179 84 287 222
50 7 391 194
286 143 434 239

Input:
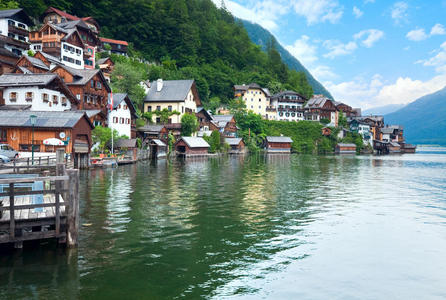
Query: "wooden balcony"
0 35 29 49
8 25 28 36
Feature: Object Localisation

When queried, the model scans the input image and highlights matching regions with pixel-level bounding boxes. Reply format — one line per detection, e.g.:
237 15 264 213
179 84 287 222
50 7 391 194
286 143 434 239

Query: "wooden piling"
66 169 79 248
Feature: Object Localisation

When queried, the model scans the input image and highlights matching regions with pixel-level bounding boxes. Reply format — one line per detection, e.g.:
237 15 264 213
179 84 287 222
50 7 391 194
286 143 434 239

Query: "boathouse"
175 137 209 157
335 143 357 154
115 138 138 161
389 142 401 154
265 136 293 153
150 139 167 158
225 137 245 154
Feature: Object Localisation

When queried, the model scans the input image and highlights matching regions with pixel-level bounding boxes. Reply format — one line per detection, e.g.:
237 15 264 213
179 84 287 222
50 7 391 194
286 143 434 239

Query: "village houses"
0 9 33 56
108 93 137 139
269 90 307 122
234 83 271 119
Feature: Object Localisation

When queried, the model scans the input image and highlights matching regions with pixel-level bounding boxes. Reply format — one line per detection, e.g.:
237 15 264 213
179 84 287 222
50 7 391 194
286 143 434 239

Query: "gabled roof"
57 19 90 31
138 124 166 133
100 37 128 46
305 95 333 109
225 138 243 146
266 136 293 143
212 114 234 129
44 7 79 21
52 64 111 91
151 139 166 147
0 8 33 25
178 137 210 148
97 57 113 65
17 55 50 71
112 93 138 118
0 111 92 129
144 79 199 104
35 51 61 65
271 90 307 101
234 83 270 96
381 127 395 134
116 138 137 148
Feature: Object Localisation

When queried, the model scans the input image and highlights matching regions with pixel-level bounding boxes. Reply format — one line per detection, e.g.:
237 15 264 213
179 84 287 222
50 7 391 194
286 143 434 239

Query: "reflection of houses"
175 136 209 157
225 138 245 154
335 143 356 154
233 83 271 119
211 114 237 137
0 110 93 168
269 90 306 122
0 9 33 56
143 79 201 124
0 73 77 111
304 95 338 126
108 93 137 138
265 136 293 153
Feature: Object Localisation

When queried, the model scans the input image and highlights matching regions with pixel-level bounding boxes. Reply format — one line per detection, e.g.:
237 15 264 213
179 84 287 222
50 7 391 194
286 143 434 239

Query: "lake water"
1 147 446 299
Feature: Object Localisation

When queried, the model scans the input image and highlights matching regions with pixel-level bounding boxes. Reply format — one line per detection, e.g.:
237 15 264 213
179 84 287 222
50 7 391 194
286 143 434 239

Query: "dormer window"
96 82 101 89
9 92 17 102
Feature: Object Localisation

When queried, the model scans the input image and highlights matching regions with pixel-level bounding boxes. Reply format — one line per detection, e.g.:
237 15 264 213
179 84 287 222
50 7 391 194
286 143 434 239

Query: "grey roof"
266 136 293 143
0 111 88 128
17 66 32 74
390 142 401 147
381 127 395 134
337 143 357 147
116 138 137 148
212 114 233 128
138 124 165 133
0 105 31 111
26 56 50 70
144 80 194 102
0 9 32 24
97 57 111 65
0 9 22 18
113 93 128 109
179 137 210 148
57 65 107 87
234 83 270 96
151 139 166 147
57 19 90 31
38 51 61 64
305 95 332 109
78 110 101 118
271 90 307 101
0 73 57 87
225 138 243 146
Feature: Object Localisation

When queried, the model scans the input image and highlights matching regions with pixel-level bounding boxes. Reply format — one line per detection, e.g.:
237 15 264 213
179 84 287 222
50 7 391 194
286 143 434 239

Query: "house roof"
100 37 128 46
234 83 270 96
97 57 113 65
0 111 91 129
271 90 307 101
23 55 50 70
381 127 395 134
212 115 233 129
0 8 33 25
44 7 79 21
116 138 137 148
225 138 243 146
266 136 293 143
0 105 31 111
179 137 210 148
36 51 61 65
17 66 32 74
337 143 356 147
53 64 111 91
0 47 19 58
112 93 137 117
77 110 101 118
390 142 401 147
305 95 333 109
144 79 196 103
57 19 91 31
138 124 166 133
0 73 58 87
151 139 166 147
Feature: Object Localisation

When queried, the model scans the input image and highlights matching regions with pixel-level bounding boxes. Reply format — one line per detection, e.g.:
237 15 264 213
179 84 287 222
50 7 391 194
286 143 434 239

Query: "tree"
338 110 348 128
142 111 154 124
0 0 19 9
205 96 221 114
154 108 180 124
320 118 330 125
111 62 147 110
181 113 198 136
92 126 120 153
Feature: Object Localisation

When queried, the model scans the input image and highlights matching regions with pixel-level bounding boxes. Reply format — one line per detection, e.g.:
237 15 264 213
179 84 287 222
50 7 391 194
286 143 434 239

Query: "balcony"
8 25 28 36
266 106 276 112
0 35 29 49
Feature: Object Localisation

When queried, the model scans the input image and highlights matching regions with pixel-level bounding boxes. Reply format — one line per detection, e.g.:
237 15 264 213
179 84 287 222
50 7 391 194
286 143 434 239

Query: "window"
124 105 128 110
147 106 152 112
76 49 81 55
76 94 81 100
96 82 101 89
120 118 124 124
84 95 90 103
113 117 118 123
8 20 15 26
61 97 67 106
52 95 58 104
0 129 6 142
41 93 48 102
168 105 172 112
23 92 33 102
156 106 161 111
90 80 94 88
75 60 81 65
126 118 130 124
259 98 261 102
8 92 17 102
156 117 161 124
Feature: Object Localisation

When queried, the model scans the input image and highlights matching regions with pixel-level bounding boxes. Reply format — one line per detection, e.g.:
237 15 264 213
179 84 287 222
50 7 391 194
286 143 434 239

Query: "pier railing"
0 169 79 248
0 154 73 172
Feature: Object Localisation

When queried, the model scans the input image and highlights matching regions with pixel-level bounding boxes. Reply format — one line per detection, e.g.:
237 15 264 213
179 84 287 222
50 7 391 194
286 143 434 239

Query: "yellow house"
233 83 271 119
143 79 201 124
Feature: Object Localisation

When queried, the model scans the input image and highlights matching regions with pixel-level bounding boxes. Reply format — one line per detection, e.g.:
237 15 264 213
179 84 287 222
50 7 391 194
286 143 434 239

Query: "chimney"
156 79 163 92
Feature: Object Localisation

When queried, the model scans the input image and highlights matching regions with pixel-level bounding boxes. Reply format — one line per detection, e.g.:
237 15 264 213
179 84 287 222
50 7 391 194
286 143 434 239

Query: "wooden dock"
0 169 79 248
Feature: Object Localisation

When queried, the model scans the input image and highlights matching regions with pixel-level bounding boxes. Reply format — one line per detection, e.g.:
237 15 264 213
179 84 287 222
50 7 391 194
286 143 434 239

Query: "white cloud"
211 0 287 31
354 29 384 47
430 23 446 36
323 40 357 59
406 28 428 41
291 0 343 25
310 65 338 80
325 73 446 109
391 1 409 25
417 42 446 73
353 6 363 18
285 35 318 65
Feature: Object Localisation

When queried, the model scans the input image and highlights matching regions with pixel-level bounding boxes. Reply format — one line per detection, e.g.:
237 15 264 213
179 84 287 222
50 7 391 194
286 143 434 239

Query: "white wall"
4 86 72 111
108 101 131 138
243 88 269 118
272 99 304 122
61 42 84 69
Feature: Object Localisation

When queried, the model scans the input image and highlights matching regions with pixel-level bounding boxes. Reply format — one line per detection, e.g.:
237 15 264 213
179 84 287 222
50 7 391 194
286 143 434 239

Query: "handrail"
0 175 68 184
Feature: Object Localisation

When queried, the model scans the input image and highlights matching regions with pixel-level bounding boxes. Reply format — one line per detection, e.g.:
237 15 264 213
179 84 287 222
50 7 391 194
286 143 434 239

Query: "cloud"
407 24 446 41
310 65 338 80
211 0 287 31
291 0 343 25
353 6 363 18
391 2 409 25
324 73 446 109
430 23 446 36
323 40 357 58
354 29 384 47
417 42 446 73
285 35 318 65
406 28 428 41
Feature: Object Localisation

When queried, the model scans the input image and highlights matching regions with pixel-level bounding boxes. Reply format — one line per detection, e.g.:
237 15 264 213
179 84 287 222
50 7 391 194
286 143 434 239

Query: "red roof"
45 6 79 21
100 37 128 46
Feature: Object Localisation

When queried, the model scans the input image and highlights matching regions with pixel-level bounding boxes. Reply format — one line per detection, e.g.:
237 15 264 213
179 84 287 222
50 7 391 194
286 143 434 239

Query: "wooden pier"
0 169 79 249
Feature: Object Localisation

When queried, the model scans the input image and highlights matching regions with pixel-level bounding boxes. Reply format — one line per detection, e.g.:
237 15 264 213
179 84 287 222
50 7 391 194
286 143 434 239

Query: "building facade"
0 9 33 56
108 93 137 138
234 83 271 119
269 90 307 122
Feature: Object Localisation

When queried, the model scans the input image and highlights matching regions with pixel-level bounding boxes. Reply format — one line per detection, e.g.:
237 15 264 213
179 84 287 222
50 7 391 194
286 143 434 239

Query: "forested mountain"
385 86 446 145
241 20 333 99
16 0 314 107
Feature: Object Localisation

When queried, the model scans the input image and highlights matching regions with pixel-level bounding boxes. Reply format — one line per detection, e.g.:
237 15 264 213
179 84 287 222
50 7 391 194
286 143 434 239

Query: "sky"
213 0 446 109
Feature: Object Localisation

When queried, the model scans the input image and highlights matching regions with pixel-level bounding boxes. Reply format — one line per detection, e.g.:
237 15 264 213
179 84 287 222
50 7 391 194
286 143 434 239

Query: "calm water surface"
1 147 446 299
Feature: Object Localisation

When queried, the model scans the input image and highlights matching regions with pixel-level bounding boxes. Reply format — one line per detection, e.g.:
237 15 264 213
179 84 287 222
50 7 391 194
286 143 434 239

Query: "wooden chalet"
349 116 384 140
175 137 210 157
41 6 100 35
335 143 357 154
265 136 293 153
0 48 19 75
149 139 167 159
51 65 111 126
304 95 338 125
97 57 114 82
100 37 128 56
225 138 245 154
389 142 401 154
334 101 353 116
14 55 51 74
0 111 93 168
115 138 138 161
196 107 217 131
212 114 237 137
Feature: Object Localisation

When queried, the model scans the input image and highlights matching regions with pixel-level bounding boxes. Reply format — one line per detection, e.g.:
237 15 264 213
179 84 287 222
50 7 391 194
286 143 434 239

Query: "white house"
108 93 137 138
0 9 33 56
0 73 77 111
269 90 307 122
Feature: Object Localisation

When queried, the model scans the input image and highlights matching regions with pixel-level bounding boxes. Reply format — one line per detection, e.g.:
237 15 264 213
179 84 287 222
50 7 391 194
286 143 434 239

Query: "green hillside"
240 19 333 99
385 86 446 145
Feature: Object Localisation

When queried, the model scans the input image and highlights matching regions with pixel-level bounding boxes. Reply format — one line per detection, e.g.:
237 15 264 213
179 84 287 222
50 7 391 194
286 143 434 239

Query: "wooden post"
9 182 14 238
55 179 61 235
38 156 41 166
13 160 16 173
66 169 79 248
56 148 65 165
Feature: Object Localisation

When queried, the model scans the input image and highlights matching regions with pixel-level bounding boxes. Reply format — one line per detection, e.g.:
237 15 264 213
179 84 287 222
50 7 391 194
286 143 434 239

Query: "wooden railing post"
13 160 16 173
38 156 41 166
66 169 79 248
55 179 61 235
9 182 14 238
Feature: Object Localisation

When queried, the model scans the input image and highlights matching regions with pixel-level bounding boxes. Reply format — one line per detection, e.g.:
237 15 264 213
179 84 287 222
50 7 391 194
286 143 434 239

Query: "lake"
1 147 446 299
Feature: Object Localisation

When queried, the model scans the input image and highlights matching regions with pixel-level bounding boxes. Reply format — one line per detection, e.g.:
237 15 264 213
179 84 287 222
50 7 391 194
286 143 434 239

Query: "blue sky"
213 0 446 109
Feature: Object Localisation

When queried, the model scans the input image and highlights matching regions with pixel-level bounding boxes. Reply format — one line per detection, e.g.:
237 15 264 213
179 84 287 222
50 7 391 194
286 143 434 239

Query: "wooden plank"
0 176 68 184
66 169 79 248
55 180 61 235
0 231 66 244
9 183 14 238
0 189 68 197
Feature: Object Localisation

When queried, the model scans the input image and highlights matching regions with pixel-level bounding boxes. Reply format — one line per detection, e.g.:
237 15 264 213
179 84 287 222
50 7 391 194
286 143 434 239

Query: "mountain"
240 19 333 99
363 104 406 116
385 86 446 145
